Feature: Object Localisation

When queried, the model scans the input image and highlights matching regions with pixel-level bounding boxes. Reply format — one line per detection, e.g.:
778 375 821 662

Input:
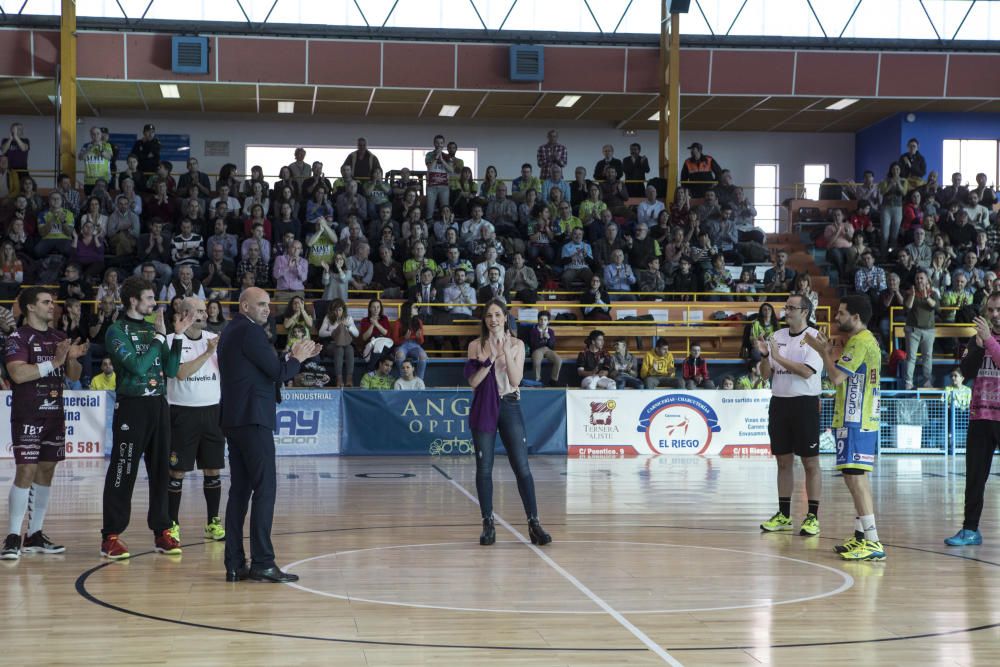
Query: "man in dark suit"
407 266 441 322
218 287 320 583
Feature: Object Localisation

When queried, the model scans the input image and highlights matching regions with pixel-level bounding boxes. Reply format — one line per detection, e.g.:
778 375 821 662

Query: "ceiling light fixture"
556 95 581 108
278 101 295 113
826 98 859 111
160 84 180 99
439 105 460 117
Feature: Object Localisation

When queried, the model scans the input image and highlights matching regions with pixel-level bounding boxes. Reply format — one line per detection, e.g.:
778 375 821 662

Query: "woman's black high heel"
480 517 496 545
528 517 551 546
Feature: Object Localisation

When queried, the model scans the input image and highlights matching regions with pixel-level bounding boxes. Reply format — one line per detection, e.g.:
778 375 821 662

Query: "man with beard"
806 295 885 561
100 277 192 560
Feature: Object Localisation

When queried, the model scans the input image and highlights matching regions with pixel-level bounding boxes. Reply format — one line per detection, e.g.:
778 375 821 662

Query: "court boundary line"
432 464 684 666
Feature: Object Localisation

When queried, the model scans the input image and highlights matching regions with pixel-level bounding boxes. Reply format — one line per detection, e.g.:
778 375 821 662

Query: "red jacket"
682 356 710 380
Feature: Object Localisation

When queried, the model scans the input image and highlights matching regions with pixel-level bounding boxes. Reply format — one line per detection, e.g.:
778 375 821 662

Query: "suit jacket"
219 313 300 430
477 283 506 304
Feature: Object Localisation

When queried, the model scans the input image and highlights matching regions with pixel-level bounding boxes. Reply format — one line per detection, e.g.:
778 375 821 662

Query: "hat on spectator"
687 142 703 151
143 123 156 132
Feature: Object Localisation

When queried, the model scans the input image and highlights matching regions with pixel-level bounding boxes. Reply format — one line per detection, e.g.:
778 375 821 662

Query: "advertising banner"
566 390 773 458
274 389 342 455
1 390 111 459
341 389 567 455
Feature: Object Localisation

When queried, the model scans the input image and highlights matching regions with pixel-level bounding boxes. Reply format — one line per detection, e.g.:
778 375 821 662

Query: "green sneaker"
204 517 226 541
760 511 793 532
840 539 886 561
799 513 820 536
168 521 180 542
834 534 863 553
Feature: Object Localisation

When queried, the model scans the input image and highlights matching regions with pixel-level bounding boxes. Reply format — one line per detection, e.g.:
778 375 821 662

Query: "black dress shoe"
249 566 300 583
225 566 249 582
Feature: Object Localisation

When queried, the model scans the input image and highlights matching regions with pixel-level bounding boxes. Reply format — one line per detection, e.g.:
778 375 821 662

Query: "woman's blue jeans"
471 395 538 520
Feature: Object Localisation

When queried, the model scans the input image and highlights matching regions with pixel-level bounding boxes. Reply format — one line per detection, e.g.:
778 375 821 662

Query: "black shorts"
11 420 65 465
768 395 821 458
169 404 225 472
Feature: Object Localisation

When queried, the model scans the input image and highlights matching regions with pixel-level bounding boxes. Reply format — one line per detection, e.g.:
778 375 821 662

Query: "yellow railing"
888 305 975 355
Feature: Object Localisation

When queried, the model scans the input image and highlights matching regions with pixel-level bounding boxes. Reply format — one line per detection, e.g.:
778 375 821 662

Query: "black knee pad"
842 468 865 476
168 477 183 492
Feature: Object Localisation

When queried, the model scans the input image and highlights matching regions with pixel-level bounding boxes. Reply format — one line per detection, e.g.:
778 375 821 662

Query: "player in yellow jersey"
806 295 886 561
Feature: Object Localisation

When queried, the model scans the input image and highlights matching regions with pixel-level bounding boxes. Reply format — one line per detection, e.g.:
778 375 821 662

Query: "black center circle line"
74 523 641 654
75 523 1000 653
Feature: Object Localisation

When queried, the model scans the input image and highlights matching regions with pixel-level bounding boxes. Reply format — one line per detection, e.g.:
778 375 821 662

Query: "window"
803 164 829 200
942 140 999 191
245 145 477 183
753 164 779 234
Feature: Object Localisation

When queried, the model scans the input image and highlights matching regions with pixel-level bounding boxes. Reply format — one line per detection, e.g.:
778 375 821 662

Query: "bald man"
218 288 320 583
165 297 225 544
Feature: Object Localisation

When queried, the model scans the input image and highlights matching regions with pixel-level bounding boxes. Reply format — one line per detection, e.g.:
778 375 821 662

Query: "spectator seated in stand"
641 338 682 389
681 343 715 389
577 329 615 390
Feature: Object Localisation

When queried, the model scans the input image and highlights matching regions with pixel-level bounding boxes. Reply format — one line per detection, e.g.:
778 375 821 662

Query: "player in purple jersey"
2 287 88 560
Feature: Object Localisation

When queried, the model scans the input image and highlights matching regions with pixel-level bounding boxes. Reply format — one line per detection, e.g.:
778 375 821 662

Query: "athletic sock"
854 516 864 541
8 485 29 536
807 500 819 517
778 497 791 518
27 483 52 535
203 475 222 522
860 514 879 543
167 477 183 524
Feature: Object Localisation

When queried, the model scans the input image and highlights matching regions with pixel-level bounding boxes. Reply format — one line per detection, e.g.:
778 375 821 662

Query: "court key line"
432 464 685 667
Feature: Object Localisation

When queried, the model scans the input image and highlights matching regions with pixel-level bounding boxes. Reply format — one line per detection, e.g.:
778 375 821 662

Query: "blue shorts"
835 427 878 472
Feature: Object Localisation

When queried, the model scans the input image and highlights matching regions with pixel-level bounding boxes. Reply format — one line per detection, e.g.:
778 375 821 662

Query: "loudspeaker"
669 0 691 12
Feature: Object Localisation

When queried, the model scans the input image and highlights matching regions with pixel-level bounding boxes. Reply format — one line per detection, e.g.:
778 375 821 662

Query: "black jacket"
219 313 300 430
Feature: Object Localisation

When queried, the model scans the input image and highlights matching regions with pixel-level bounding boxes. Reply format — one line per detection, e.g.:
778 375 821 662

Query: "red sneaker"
101 534 131 560
154 529 182 555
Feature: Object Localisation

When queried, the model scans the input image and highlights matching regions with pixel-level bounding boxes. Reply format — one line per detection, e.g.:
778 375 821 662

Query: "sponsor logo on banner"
272 390 341 454
637 393 721 455
401 396 471 435
1 390 108 459
428 437 474 455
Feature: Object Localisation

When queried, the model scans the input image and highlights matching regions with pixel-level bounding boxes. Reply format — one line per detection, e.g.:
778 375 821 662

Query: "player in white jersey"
165 296 225 542
757 294 825 536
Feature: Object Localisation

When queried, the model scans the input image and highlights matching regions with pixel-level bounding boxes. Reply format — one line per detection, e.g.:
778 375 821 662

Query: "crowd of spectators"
0 121 779 389
2 120 995 391
816 136 998 389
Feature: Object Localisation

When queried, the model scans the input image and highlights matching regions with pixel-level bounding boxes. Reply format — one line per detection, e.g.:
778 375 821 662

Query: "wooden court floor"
2 454 999 666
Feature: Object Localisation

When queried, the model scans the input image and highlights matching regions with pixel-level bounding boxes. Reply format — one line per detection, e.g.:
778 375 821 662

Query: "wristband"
154 333 167 344
38 361 54 377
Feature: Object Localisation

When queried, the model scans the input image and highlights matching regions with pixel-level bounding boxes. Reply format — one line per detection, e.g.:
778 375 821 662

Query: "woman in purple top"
464 298 551 547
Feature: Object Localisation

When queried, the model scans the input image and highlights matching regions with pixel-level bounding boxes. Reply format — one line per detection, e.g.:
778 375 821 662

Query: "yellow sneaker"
760 511 792 532
799 513 821 536
840 539 886 561
204 517 226 541
834 534 863 554
168 521 180 543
